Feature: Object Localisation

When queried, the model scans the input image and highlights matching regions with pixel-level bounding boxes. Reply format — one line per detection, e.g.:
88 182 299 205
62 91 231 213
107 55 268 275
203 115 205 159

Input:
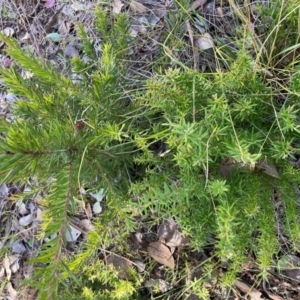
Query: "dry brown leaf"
79 219 94 232
197 32 214 50
234 280 262 300
130 0 147 13
0 267 5 280
106 254 133 279
256 160 280 178
45 5 65 34
6 282 18 300
265 292 284 300
112 0 124 14
148 241 175 269
19 214 34 226
189 0 207 11
3 256 11 280
58 20 70 35
1 27 14 37
158 219 182 247
64 44 79 58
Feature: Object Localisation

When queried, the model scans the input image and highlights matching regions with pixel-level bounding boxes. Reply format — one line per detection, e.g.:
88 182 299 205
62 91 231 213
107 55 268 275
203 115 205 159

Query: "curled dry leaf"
18 203 29 215
106 254 133 279
0 28 15 48
65 225 81 242
158 218 182 247
158 218 189 247
80 219 94 232
147 241 175 269
134 260 146 272
0 183 9 197
189 0 208 11
58 21 70 35
112 0 124 14
34 208 43 223
19 214 34 226
12 241 26 254
44 233 57 243
0 267 5 280
1 27 15 37
20 32 31 41
92 201 102 214
6 282 18 300
47 32 63 42
64 44 79 58
197 32 214 50
90 188 106 202
256 160 280 178
3 256 11 280
9 255 20 273
130 0 147 13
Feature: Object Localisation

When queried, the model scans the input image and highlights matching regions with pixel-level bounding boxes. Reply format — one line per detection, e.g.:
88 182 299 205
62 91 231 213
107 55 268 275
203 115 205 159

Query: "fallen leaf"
18 203 29 215
148 241 175 269
9 255 20 273
65 225 81 242
112 0 124 14
197 32 214 50
234 280 262 300
130 0 147 13
46 32 63 42
70 2 89 11
0 28 15 47
92 201 102 214
1 27 14 37
158 218 182 247
80 219 94 232
19 214 34 226
34 208 43 223
6 282 18 300
0 267 4 280
20 32 31 41
58 21 70 35
189 0 208 11
106 254 133 279
44 233 57 243
3 256 11 280
256 160 280 178
12 241 26 254
134 260 146 272
0 183 9 197
64 44 79 58
265 292 284 300
44 0 55 8
90 188 106 202
5 93 17 102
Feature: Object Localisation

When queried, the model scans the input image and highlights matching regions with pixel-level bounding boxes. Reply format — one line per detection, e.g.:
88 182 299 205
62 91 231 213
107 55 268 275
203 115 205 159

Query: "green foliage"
0 8 138 299
1 1 300 299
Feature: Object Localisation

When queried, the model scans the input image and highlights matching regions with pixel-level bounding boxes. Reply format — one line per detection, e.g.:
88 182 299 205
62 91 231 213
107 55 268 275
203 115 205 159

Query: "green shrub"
1 2 300 299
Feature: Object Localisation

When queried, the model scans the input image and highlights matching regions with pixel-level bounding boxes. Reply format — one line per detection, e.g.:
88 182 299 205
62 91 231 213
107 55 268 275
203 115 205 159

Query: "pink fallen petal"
44 0 55 8
2 57 11 68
